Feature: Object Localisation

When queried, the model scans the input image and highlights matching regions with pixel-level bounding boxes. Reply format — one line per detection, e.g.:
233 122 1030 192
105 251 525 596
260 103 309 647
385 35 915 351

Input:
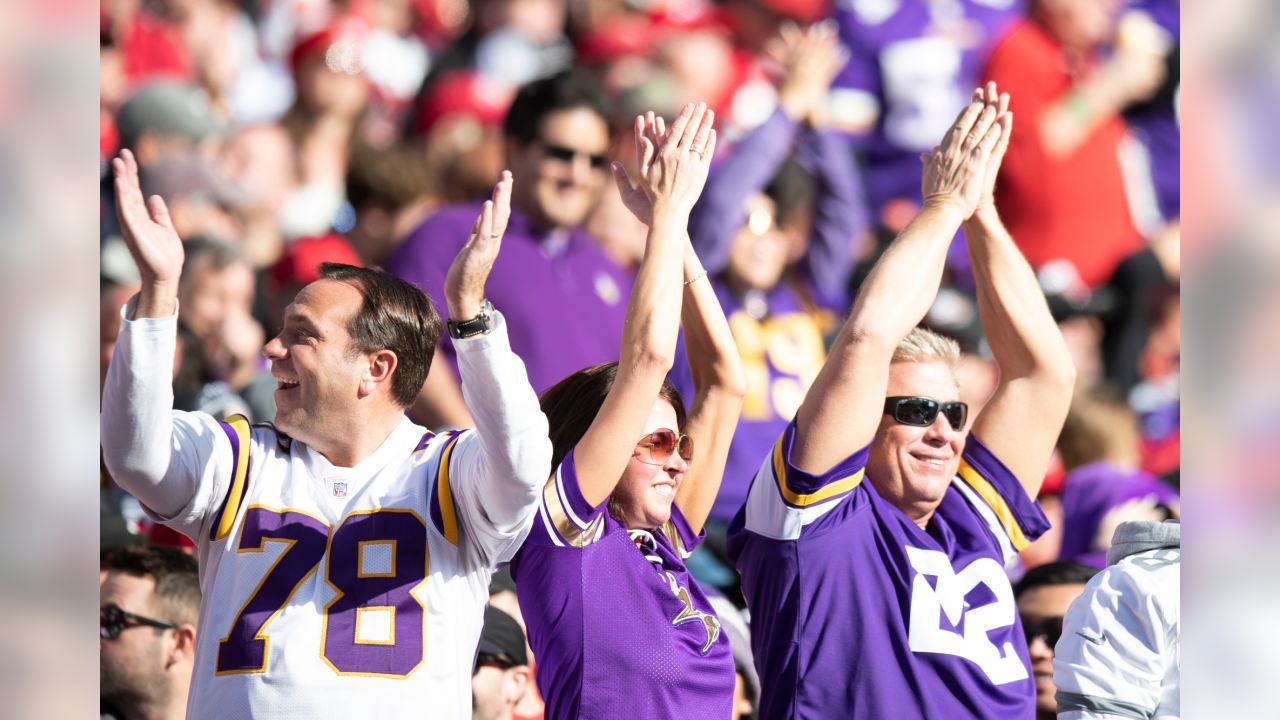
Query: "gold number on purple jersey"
215 507 428 677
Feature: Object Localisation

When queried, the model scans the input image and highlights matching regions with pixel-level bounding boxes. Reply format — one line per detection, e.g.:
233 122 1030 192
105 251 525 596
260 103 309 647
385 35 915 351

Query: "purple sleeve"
526 447 609 549
956 436 1051 551
688 108 800 274
795 127 867 309
774 420 870 507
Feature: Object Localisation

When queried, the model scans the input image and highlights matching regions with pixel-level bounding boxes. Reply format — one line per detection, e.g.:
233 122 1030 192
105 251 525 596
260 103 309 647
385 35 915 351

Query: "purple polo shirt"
385 203 631 393
1058 461 1180 568
510 448 735 719
831 0 1024 218
728 423 1049 718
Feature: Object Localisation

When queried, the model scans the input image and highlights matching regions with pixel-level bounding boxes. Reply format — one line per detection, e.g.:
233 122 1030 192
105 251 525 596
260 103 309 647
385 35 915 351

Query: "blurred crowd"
99 0 1180 717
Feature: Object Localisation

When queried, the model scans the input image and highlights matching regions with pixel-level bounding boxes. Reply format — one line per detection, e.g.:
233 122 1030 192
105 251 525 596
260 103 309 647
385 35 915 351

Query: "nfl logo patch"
332 481 347 498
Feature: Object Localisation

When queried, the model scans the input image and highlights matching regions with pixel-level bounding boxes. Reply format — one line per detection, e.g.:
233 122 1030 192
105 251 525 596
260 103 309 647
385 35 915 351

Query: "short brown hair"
318 263 442 407
101 544 201 625
539 362 687 473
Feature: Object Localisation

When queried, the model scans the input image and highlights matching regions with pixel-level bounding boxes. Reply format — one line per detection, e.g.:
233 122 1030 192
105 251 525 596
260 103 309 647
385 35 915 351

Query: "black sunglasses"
100 603 178 640
541 142 609 170
1021 615 1064 648
883 396 968 431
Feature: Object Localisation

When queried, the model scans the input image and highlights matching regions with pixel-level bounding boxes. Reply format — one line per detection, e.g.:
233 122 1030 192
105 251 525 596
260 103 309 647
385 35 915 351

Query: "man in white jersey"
101 148 552 719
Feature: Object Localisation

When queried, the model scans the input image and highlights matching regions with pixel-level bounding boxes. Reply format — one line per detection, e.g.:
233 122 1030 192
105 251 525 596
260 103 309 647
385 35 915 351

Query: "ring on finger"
489 232 501 238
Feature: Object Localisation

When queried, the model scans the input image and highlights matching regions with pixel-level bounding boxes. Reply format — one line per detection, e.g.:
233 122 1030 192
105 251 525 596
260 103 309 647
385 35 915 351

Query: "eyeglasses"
474 652 518 673
634 429 693 466
1021 615 1064 648
541 142 609 170
883 396 968 431
100 603 178 640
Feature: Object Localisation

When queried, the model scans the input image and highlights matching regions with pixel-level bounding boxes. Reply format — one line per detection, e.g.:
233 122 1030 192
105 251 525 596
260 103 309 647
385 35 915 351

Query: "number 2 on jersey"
216 507 429 677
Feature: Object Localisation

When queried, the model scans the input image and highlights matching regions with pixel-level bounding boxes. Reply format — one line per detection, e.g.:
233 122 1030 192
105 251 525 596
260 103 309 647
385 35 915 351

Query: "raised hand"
770 20 849 127
920 87 1006 218
611 115 658 226
445 170 513 320
112 149 184 290
972 82 1013 218
639 103 717 217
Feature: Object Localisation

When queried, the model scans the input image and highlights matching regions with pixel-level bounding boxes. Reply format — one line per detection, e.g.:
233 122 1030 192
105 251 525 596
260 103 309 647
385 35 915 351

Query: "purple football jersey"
510 448 735 719
385 203 632 394
727 422 1049 718
831 0 1024 216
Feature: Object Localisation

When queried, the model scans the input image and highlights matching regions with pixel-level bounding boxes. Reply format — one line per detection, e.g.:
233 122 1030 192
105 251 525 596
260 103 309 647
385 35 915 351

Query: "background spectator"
100 544 200 720
472 606 534 720
1013 561 1100 720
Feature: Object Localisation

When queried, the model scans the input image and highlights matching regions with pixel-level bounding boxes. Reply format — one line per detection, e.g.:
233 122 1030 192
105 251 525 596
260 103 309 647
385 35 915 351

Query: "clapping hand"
920 84 1009 218
769 20 849 127
611 103 717 225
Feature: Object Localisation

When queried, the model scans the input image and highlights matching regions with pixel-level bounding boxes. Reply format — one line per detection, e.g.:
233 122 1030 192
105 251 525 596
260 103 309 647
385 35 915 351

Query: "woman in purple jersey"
509 103 746 719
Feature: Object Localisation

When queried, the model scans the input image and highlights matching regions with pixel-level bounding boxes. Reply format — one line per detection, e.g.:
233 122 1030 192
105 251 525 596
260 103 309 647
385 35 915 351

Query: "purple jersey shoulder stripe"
251 421 293 453
772 422 869 507
429 431 464 545
539 449 606 548
412 431 434 454
956 435 1051 551
210 414 252 541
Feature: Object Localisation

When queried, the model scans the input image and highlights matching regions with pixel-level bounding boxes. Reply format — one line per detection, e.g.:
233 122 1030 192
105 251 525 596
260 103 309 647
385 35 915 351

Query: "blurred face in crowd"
263 280 373 449
296 44 370 119
179 256 255 342
100 572 173 713
612 399 690 530
1018 581 1089 718
866 361 967 525
471 659 531 720
508 108 610 231
1035 0 1122 51
727 193 789 292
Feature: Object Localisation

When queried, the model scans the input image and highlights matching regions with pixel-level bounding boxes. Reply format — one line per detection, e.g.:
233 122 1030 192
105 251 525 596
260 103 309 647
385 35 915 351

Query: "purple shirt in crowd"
677 108 864 523
728 423 1049 718
1123 0 1180 221
1058 461 1179 568
510 448 735 719
831 0 1024 219
385 203 632 394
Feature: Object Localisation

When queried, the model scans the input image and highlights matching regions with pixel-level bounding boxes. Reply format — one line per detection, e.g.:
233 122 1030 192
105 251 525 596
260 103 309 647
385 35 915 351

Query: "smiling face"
508 107 611 231
865 361 967 525
611 399 690 530
262 279 369 449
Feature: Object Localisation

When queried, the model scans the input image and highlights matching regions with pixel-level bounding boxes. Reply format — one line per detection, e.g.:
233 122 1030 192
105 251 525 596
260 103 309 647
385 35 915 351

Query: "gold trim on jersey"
957 460 1030 551
771 434 865 507
658 520 690 559
542 472 603 548
214 504 328 676
353 606 397 645
357 539 397 578
320 508 430 679
213 414 253 541
436 436 462 546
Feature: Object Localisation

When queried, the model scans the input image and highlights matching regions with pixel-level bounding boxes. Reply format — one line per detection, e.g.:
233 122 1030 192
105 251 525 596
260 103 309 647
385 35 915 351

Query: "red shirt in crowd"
984 20 1142 288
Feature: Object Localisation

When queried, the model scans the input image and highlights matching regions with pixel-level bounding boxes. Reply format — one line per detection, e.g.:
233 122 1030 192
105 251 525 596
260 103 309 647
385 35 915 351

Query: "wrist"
135 282 180 319
447 295 484 321
920 196 970 223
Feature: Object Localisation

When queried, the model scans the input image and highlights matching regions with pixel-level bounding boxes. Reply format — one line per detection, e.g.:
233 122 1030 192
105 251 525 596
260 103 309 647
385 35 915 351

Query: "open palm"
113 149 184 286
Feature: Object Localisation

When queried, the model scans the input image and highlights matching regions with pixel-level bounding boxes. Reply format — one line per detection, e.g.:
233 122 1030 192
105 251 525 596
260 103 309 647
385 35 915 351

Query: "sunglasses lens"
896 399 938 426
942 403 968 430
678 434 693 463
638 431 675 465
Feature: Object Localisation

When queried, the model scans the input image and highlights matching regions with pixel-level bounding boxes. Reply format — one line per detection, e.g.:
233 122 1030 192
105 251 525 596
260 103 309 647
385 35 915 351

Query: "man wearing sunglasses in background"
101 544 200 720
388 70 632 430
1013 561 1099 719
729 83 1078 717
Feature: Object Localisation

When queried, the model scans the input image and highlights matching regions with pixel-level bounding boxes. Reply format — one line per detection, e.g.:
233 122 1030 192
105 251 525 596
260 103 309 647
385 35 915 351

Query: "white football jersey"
103 309 551 720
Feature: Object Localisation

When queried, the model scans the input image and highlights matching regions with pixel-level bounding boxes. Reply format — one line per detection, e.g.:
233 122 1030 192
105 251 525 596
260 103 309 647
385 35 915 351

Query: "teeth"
653 485 675 497
276 378 299 388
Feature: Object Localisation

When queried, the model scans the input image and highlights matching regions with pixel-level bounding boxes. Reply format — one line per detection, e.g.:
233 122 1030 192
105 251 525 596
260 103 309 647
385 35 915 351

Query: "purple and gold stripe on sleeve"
770 428 866 508
540 465 605 548
210 415 252 541
956 460 1030 551
429 432 463 546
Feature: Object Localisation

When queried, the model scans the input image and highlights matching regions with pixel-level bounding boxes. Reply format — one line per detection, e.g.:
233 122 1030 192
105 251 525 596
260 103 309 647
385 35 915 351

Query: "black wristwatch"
447 299 495 339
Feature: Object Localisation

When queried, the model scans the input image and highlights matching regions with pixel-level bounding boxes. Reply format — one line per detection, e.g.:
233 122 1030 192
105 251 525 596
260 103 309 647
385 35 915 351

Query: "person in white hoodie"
1054 519 1180 719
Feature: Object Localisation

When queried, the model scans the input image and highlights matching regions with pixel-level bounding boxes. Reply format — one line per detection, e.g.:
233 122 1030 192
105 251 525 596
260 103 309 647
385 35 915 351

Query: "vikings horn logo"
672 585 721 654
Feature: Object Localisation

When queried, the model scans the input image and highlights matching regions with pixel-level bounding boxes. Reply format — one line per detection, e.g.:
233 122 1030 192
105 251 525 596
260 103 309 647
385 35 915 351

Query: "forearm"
799 128 867 303
454 312 552 529
1040 70 1127 158
101 299 198 518
680 244 746 400
620 208 688 370
964 209 1075 382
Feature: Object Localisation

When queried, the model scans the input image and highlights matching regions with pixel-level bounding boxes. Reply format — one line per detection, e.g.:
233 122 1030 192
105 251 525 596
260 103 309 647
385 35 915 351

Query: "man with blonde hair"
729 83 1077 717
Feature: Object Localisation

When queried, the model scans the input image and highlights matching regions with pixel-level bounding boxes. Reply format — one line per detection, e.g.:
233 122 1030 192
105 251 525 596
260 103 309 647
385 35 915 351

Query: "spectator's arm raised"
790 92 1005 474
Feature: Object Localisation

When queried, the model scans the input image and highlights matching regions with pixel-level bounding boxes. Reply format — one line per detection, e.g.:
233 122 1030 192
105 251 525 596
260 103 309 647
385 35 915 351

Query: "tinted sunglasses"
541 142 609 170
100 603 178 640
1021 615 1064 648
883 396 968 431
635 429 693 466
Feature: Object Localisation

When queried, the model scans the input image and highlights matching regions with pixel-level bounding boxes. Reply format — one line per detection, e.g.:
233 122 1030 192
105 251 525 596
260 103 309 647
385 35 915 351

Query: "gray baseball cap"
115 81 226 150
